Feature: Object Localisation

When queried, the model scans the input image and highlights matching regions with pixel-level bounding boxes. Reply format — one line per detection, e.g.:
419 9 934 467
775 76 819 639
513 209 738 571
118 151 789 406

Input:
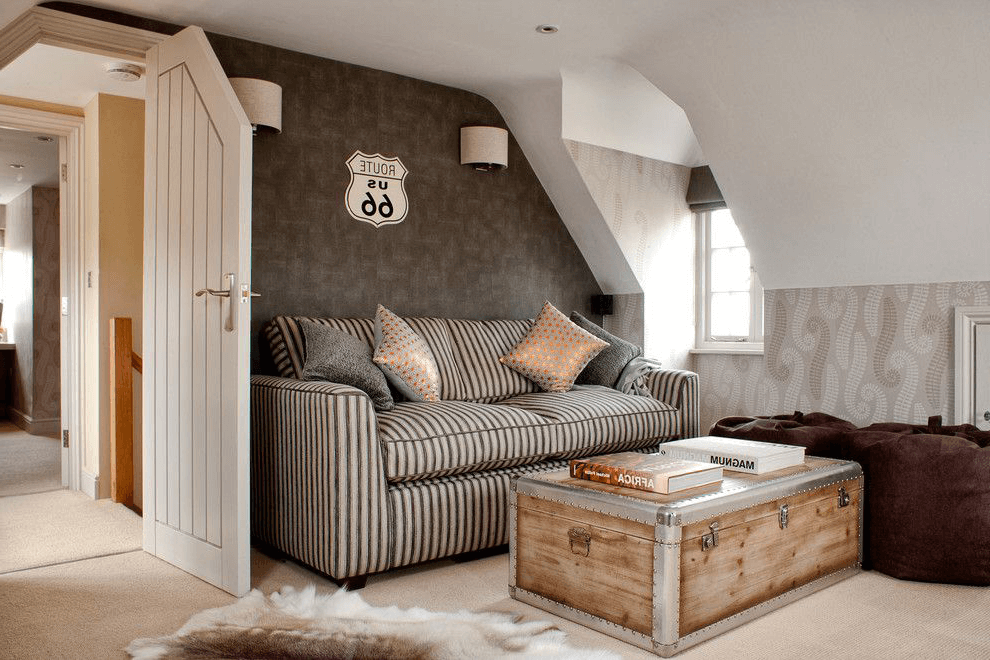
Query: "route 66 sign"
345 151 409 227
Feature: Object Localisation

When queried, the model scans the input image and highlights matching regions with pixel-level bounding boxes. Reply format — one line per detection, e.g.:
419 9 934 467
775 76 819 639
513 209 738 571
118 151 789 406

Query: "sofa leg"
335 574 368 590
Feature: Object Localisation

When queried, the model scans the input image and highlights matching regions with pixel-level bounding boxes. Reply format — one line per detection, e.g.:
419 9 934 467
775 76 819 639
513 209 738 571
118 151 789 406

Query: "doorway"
0 125 63 496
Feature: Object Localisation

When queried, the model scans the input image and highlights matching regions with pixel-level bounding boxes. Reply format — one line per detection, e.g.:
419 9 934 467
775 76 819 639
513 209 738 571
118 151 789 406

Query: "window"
696 209 763 349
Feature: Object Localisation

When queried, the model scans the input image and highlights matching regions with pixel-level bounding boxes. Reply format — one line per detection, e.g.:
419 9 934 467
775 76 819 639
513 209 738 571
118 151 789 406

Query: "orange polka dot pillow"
499 301 609 392
373 304 441 402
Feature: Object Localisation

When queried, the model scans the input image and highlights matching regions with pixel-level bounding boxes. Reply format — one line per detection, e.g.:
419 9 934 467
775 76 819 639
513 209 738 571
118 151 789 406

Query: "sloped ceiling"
3 0 987 289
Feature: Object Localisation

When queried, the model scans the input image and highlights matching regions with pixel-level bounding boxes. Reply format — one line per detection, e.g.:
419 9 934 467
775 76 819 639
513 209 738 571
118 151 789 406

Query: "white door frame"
0 103 83 490
0 7 165 494
955 305 990 427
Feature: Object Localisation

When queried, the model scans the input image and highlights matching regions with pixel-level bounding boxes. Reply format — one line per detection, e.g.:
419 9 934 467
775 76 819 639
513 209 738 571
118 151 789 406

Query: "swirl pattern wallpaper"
696 282 990 432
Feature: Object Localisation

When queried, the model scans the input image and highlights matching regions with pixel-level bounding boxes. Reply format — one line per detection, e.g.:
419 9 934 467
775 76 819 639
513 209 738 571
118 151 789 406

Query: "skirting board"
81 470 99 499
8 408 60 438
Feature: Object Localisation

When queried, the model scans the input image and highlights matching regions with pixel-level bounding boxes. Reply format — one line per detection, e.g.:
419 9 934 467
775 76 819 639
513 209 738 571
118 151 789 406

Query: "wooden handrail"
109 317 139 509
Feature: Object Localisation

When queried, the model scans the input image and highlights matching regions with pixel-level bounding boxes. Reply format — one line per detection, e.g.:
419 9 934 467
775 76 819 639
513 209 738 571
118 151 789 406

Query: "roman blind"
686 166 726 211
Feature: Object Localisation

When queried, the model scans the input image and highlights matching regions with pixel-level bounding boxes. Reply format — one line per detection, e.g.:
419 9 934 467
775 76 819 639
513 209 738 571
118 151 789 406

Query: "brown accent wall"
204 35 602 371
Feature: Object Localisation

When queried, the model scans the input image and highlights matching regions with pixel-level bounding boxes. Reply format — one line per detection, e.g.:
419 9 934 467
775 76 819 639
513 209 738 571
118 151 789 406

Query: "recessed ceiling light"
8 163 25 169
536 24 559 34
103 61 144 82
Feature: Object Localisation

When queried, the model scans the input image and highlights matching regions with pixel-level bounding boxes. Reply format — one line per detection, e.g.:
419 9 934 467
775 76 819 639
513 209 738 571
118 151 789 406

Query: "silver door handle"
196 273 237 332
195 288 229 298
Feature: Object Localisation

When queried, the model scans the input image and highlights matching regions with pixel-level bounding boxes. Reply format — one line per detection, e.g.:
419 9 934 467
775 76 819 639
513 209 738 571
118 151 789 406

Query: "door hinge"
62 430 69 448
61 163 68 182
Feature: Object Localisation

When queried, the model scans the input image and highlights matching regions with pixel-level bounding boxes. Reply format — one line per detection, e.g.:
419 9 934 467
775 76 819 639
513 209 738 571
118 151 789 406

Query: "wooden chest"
509 457 863 656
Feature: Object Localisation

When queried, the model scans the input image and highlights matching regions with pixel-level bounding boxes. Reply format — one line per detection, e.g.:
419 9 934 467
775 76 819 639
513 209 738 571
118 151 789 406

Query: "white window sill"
690 345 764 356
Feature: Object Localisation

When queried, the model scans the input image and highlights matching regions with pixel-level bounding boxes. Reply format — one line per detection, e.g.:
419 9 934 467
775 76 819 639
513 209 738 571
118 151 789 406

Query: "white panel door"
142 26 252 596
976 324 990 431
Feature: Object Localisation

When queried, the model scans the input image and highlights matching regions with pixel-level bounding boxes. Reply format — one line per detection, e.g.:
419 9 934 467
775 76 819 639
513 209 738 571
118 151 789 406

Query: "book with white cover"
657 436 806 474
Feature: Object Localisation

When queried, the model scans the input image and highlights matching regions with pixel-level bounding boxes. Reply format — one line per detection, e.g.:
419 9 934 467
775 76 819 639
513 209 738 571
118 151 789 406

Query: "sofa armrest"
250 375 389 579
641 368 700 438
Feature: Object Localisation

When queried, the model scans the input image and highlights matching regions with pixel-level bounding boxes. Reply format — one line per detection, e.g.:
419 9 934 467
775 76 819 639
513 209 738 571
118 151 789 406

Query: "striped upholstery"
251 375 390 578
497 386 678 457
264 316 375 379
402 317 467 400
387 449 656 568
377 400 553 482
444 319 540 402
252 315 702 581
643 368 701 438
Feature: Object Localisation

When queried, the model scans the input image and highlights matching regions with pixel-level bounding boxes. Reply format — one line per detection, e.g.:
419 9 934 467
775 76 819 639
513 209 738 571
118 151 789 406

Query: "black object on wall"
44 3 605 373
591 295 614 316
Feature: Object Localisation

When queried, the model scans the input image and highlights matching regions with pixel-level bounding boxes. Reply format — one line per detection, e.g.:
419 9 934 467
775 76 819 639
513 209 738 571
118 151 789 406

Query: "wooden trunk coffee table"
509 457 863 656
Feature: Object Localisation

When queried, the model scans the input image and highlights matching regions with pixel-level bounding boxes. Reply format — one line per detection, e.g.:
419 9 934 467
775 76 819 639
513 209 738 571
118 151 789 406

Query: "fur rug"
127 585 620 659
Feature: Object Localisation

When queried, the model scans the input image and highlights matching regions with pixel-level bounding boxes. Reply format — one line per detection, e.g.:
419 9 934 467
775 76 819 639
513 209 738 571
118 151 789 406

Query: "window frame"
694 209 764 352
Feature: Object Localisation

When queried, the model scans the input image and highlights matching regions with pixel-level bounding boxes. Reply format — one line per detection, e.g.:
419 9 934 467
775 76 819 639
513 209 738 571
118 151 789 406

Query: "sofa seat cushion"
377 400 556 482
496 385 679 458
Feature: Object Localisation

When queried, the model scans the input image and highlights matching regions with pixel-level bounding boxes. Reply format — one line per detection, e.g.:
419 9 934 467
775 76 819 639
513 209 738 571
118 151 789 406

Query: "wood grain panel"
681 478 863 541
516 494 655 541
679 485 861 635
516 503 654 635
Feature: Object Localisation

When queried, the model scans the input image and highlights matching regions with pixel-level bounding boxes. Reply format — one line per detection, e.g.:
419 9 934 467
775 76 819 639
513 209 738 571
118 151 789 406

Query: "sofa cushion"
376 400 554 482
265 315 374 379
299 320 394 411
444 319 541 402
373 305 441 402
500 302 608 393
497 385 679 458
570 311 643 387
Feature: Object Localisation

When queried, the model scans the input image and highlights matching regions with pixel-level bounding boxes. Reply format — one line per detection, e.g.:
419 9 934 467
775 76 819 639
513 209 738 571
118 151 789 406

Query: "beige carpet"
0 489 141 574
0 423 61 497
1 490 989 659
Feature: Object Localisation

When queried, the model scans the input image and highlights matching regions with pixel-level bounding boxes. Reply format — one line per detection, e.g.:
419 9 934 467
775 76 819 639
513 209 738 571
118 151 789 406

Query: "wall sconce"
460 126 508 171
229 77 282 134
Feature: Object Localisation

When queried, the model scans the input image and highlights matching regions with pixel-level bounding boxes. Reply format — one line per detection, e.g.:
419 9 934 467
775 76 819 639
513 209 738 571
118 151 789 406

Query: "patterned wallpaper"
32 187 60 422
564 140 695 370
696 281 990 432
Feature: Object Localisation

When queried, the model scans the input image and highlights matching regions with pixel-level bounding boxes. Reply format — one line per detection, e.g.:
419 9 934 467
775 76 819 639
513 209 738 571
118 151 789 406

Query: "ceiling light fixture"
536 24 559 34
8 163 25 169
103 61 144 82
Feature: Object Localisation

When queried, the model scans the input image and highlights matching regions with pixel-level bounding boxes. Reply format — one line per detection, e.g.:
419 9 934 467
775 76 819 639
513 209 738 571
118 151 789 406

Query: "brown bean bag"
850 430 990 585
710 411 856 456
710 412 990 585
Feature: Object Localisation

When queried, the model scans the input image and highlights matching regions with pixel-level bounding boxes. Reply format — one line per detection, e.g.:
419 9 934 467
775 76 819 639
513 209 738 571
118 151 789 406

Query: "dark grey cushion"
570 312 644 388
300 319 394 411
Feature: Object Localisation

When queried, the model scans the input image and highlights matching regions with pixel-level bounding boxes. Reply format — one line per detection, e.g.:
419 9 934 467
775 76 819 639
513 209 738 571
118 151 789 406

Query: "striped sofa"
251 315 700 586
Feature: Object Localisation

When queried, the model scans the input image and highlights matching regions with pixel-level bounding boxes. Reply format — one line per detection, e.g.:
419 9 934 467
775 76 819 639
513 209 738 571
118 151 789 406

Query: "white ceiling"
1 1 987 289
0 42 145 107
0 126 59 205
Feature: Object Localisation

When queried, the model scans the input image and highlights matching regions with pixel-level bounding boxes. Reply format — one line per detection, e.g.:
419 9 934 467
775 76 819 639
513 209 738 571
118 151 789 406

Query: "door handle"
195 273 237 332
194 288 229 298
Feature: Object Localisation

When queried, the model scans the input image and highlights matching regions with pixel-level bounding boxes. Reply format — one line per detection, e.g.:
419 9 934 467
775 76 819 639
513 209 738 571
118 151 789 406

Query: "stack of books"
657 436 806 474
569 452 722 494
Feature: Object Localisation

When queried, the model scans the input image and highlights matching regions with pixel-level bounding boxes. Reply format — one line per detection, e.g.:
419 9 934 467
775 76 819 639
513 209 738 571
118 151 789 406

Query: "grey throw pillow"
570 312 644 388
300 319 394 411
